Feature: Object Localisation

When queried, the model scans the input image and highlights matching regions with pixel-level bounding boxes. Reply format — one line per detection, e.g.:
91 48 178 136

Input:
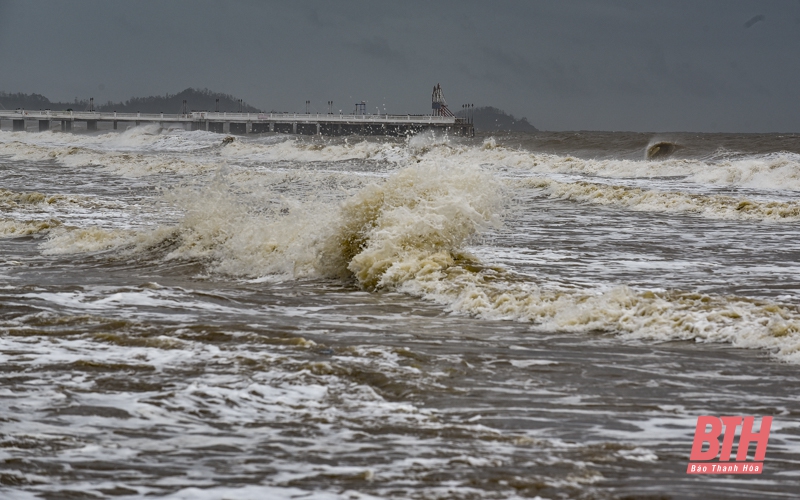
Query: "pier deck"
0 110 473 136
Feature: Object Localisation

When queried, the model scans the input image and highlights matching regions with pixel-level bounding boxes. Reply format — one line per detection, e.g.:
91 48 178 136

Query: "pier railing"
0 109 462 124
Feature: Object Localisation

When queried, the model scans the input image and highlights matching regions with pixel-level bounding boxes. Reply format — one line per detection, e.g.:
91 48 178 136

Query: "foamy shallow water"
1 127 799 499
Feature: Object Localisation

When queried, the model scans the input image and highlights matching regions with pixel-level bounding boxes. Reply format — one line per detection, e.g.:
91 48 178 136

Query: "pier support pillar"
292 122 297 134
113 121 118 130
12 120 25 132
87 120 97 131
38 120 50 132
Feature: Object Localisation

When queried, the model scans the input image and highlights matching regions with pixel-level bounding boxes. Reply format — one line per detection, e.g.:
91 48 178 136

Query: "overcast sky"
1 0 799 132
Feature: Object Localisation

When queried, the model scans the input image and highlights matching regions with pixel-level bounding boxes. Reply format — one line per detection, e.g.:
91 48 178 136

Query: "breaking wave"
0 187 64 207
41 226 135 254
5 129 800 191
0 187 119 210
525 178 800 221
408 138 800 192
0 140 216 177
0 129 407 177
392 268 800 363
7 129 800 361
646 140 680 159
40 163 800 363
0 218 61 237
44 163 501 276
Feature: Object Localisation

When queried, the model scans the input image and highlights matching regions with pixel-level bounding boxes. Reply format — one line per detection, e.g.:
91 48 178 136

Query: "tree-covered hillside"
0 88 261 114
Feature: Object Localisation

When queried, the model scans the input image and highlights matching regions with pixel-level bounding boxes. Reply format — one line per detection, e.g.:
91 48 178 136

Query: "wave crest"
525 178 800 221
0 218 61 237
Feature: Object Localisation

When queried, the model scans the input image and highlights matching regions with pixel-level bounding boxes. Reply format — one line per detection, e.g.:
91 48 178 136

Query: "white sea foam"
0 129 408 178
129 486 387 500
0 187 125 211
0 307 570 499
5 127 800 191
40 226 135 254
407 138 800 192
6 127 800 497
37 161 800 362
0 140 216 177
219 136 407 164
0 187 135 238
0 218 61 237
0 125 216 152
686 152 800 190
524 177 800 221
10 130 800 361
396 273 800 362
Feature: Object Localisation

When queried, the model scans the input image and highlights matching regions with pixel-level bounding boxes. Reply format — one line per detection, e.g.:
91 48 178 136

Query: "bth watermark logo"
687 416 772 474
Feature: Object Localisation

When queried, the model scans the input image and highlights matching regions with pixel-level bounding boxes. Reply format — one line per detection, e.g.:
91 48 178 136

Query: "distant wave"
0 218 61 237
524 178 800 221
646 141 679 159
5 129 800 191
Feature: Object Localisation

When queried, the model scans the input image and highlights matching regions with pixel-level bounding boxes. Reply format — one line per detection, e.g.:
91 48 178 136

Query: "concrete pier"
0 110 473 137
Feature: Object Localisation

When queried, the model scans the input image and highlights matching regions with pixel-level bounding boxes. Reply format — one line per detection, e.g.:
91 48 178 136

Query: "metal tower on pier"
431 83 454 117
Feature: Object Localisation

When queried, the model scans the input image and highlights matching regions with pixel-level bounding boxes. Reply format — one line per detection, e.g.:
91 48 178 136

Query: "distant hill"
0 92 52 111
456 106 537 132
0 88 261 114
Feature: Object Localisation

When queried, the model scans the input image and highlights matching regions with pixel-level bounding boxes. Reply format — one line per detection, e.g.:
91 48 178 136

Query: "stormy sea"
1 125 799 499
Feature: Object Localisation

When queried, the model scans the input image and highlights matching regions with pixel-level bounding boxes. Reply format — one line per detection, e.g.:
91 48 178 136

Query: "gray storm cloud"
0 0 799 132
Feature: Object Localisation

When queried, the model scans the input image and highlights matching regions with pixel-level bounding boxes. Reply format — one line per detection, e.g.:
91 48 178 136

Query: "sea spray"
168 162 502 281
343 163 503 288
37 162 501 279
